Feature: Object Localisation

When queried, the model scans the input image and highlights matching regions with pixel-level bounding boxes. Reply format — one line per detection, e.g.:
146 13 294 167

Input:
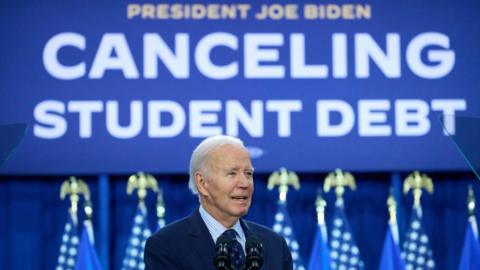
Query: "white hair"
188 135 245 194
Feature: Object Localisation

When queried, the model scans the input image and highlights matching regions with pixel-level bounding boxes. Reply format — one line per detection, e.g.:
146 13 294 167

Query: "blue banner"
1 1 479 174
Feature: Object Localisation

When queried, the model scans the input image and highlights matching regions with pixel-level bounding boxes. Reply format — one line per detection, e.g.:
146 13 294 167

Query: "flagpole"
315 190 327 241
156 189 166 231
387 189 399 244
98 174 110 270
467 186 478 238
390 173 405 243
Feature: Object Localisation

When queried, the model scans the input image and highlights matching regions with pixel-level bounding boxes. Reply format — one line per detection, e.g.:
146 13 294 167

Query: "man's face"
197 144 254 226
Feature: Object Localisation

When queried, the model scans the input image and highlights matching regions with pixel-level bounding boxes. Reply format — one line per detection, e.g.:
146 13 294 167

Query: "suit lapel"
187 208 216 269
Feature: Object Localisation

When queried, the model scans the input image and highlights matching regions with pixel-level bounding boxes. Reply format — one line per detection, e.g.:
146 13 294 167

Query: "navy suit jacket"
144 208 293 270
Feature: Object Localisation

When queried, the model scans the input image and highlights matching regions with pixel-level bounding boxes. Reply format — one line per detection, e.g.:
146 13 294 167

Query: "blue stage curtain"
0 173 478 270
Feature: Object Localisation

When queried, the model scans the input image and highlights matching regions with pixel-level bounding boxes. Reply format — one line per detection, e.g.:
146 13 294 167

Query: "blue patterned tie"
222 229 245 270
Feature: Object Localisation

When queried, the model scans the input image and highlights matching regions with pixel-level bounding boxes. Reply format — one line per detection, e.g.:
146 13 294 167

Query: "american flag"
55 213 80 270
272 201 306 270
329 201 364 270
401 206 435 270
121 204 152 270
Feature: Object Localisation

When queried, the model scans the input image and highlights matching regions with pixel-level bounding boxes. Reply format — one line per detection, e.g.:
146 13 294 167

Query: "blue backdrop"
1 0 479 174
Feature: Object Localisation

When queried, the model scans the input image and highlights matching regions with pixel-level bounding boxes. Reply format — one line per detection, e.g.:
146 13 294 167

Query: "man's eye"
245 171 253 178
228 172 236 176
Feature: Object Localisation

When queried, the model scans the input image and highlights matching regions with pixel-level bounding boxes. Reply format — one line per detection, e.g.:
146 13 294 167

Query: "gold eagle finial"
127 172 159 203
267 167 300 202
60 176 91 223
403 171 433 208
323 169 356 205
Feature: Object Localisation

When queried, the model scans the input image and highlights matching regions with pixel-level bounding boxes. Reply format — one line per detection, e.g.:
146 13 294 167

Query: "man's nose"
237 174 251 187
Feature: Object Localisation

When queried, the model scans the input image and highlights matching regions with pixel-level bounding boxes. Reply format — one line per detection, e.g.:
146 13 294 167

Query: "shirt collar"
199 205 246 248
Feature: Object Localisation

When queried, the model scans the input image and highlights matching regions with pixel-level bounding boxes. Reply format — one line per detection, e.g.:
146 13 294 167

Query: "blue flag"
307 224 331 270
401 206 435 270
273 201 306 270
121 204 152 270
458 217 480 270
75 226 102 270
379 226 405 270
329 202 365 270
56 214 80 270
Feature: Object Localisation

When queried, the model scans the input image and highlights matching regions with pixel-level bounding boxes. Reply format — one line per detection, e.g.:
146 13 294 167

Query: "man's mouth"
231 196 248 201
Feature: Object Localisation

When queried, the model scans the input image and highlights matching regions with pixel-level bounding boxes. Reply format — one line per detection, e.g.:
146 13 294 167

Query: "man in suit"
144 135 293 270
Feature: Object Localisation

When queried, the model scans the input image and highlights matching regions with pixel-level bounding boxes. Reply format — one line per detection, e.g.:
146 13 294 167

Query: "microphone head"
216 235 232 246
245 235 263 270
214 235 232 270
246 235 262 250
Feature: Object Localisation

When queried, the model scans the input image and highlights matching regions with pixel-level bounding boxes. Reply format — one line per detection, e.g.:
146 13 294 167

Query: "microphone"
214 235 232 270
244 235 263 270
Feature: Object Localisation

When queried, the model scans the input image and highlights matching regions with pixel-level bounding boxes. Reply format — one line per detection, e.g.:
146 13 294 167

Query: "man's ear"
195 171 209 197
